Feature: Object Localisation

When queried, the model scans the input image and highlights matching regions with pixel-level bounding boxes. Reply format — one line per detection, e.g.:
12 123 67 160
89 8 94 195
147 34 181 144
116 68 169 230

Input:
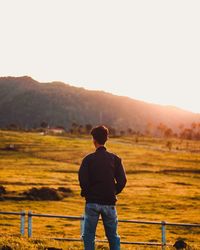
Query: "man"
78 125 127 250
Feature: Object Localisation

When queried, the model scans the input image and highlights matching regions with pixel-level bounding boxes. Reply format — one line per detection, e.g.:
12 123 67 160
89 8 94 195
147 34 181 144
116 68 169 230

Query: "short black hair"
91 125 109 145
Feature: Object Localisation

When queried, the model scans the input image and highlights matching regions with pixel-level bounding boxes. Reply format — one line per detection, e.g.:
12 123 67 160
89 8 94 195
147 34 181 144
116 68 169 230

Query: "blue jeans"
82 203 120 250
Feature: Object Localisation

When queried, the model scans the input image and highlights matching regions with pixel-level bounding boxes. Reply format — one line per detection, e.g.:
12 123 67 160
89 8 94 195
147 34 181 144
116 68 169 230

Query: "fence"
0 211 25 236
1 211 200 249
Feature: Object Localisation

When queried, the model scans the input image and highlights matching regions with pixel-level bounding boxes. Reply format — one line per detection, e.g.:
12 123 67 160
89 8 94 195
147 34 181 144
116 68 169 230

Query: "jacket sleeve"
78 157 90 197
115 157 127 195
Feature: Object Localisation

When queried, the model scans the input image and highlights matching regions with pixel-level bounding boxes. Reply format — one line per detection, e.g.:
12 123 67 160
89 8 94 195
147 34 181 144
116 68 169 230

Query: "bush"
23 187 73 201
0 186 6 195
23 187 63 201
57 187 73 197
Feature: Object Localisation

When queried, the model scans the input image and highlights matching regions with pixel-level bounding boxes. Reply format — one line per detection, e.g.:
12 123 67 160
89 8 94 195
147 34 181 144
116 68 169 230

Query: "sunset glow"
0 0 199 113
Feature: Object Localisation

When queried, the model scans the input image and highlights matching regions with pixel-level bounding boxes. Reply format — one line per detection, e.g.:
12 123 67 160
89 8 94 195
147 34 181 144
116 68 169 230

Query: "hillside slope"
0 76 199 131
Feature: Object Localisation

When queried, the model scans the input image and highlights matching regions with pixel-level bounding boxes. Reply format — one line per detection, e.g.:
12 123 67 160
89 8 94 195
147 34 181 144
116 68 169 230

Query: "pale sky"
0 0 200 113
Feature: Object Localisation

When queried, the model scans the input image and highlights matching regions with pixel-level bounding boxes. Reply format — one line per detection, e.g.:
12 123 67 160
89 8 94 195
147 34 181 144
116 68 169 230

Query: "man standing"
78 125 127 250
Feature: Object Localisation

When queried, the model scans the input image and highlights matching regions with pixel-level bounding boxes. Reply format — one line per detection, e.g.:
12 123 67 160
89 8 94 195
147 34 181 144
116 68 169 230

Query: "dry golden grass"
0 130 200 249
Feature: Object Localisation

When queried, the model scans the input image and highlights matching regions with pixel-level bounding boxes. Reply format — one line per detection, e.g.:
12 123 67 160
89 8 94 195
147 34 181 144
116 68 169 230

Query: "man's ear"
93 139 98 147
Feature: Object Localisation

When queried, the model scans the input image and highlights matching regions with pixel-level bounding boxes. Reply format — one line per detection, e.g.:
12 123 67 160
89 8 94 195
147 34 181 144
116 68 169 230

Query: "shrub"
0 185 6 195
23 187 63 201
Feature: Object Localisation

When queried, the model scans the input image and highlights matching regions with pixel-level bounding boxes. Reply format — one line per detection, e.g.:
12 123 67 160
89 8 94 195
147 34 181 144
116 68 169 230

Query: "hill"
0 76 199 131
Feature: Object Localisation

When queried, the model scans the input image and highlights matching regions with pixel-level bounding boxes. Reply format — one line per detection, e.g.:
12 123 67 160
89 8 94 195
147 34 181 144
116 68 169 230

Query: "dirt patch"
171 182 192 186
0 186 73 201
23 187 73 201
1 245 13 250
0 186 6 201
44 248 63 250
0 186 6 195
160 169 200 174
1 144 20 151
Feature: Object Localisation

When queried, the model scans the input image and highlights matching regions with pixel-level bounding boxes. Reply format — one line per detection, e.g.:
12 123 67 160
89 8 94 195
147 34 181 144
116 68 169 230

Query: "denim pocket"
103 205 117 219
85 203 98 216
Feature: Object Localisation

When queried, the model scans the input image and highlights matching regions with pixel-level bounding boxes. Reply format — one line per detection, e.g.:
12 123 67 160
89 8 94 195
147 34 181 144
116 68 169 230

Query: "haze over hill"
0 76 199 132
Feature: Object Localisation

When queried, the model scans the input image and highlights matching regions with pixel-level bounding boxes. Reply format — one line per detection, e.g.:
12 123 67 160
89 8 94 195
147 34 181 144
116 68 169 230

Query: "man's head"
91 125 109 146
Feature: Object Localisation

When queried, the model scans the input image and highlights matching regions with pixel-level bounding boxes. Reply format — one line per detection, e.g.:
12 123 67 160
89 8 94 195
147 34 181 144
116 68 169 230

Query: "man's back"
79 146 126 205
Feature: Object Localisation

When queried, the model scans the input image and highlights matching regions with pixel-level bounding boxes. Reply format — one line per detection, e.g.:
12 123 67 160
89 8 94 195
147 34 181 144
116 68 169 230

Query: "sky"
0 0 200 113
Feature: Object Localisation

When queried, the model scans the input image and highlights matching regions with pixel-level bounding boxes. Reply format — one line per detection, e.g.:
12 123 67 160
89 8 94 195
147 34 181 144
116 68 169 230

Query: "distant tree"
191 122 197 130
71 122 79 134
180 128 193 140
78 125 84 134
178 123 185 137
190 122 200 140
164 128 173 138
72 122 78 128
157 123 167 137
173 133 178 138
166 141 172 151
108 127 116 136
85 124 92 134
40 121 48 128
194 132 200 140
7 123 18 130
145 122 153 136
179 123 185 130
120 130 125 136
127 128 133 135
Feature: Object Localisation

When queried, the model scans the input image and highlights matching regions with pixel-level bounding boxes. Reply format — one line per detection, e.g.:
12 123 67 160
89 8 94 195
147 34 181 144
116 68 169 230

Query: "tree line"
4 121 200 140
152 122 200 140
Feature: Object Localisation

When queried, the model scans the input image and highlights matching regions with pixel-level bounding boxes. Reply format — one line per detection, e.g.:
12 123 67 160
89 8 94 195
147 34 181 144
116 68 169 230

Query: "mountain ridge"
0 76 199 132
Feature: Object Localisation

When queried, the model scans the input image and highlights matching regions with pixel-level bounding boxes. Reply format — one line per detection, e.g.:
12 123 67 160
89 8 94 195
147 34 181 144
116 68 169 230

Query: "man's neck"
95 144 105 149
94 141 105 149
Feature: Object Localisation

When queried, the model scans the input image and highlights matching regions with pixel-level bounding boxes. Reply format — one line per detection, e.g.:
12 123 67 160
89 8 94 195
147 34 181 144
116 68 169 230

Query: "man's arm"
115 157 127 195
78 157 90 197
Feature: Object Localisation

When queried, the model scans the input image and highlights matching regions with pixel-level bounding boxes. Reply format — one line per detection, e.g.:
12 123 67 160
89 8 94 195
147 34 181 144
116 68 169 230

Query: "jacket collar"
96 146 106 151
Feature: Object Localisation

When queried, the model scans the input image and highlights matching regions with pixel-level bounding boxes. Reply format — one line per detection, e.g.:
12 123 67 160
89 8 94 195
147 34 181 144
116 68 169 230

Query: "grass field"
0 130 200 249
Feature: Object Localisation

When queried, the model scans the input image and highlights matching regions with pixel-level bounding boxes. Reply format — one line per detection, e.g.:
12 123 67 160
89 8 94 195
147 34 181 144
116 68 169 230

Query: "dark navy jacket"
78 146 127 205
